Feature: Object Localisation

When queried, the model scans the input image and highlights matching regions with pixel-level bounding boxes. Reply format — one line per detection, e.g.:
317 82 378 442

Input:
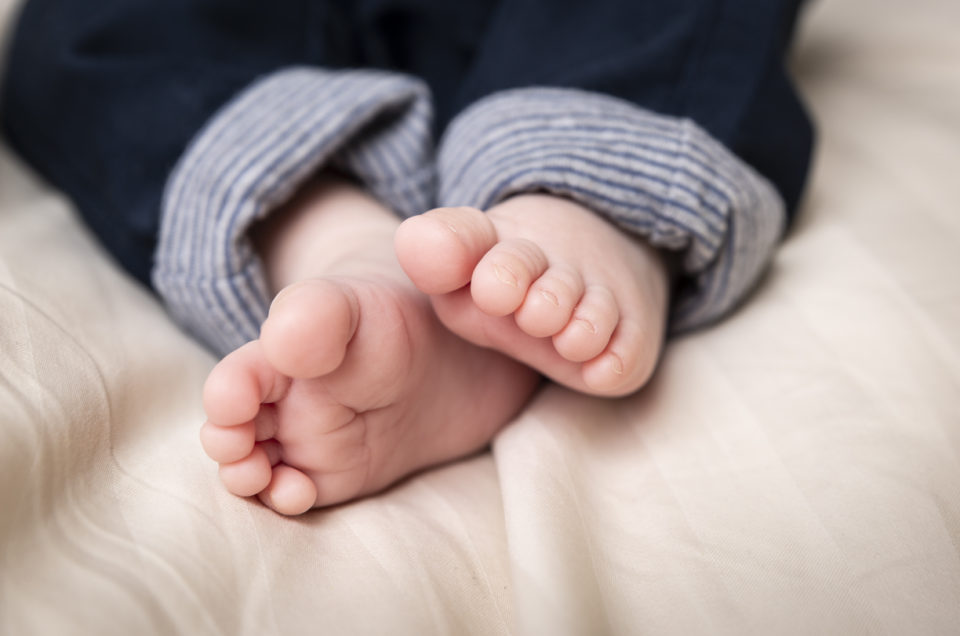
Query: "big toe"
395 206 498 294
260 279 360 379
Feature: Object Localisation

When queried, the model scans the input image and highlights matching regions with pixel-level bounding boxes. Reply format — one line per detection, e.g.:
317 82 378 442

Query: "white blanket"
2 0 959 633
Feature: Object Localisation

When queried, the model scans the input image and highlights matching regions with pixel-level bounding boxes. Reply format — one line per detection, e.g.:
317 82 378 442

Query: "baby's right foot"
200 274 538 515
395 194 671 397
199 177 538 515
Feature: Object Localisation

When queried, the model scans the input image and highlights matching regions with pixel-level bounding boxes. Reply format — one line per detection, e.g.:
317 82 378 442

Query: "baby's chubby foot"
199 176 538 515
200 275 537 514
395 194 671 396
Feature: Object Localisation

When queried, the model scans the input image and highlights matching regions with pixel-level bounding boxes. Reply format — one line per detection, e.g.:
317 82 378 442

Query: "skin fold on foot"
395 193 671 397
199 177 539 515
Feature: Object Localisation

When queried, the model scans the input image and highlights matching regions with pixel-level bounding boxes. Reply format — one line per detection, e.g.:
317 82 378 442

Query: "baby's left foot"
395 194 670 396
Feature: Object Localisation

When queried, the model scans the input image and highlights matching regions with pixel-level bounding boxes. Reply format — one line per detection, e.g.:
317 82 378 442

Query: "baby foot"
395 194 670 396
199 275 538 515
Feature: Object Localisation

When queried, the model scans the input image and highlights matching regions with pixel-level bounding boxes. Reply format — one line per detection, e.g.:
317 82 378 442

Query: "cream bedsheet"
2 0 959 633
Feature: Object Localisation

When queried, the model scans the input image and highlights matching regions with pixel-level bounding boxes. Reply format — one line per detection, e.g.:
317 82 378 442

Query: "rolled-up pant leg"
445 0 813 216
2 1 439 353
427 0 813 330
1 0 355 284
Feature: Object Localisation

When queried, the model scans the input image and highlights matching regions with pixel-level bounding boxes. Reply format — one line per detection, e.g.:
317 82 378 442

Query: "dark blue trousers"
1 0 812 286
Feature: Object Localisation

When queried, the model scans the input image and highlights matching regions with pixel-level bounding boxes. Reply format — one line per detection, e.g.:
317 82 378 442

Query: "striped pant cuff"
437 87 786 332
152 68 435 354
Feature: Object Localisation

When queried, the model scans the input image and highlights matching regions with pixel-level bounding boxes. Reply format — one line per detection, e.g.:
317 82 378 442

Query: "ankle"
251 174 401 292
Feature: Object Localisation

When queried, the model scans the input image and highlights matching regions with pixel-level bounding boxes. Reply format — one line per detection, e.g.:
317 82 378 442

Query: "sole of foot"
395 194 669 397
200 276 539 515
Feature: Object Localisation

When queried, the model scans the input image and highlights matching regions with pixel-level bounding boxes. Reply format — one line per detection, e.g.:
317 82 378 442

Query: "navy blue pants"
2 0 812 287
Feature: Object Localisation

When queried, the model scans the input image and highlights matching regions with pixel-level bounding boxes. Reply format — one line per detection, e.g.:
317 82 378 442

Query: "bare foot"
395 194 670 397
199 178 538 515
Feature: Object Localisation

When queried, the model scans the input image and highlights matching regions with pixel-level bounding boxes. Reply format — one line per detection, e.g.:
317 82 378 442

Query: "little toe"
395 206 498 294
553 285 619 362
514 264 585 337
471 239 549 317
260 279 360 379
218 444 273 498
581 318 659 396
258 464 318 515
200 420 256 464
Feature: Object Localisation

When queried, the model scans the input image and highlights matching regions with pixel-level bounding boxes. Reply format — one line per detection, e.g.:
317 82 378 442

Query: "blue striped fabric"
437 87 786 332
153 68 435 355
155 75 782 356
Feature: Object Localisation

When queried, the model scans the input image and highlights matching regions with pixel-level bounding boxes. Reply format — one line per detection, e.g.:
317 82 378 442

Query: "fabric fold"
436 87 786 331
153 68 435 354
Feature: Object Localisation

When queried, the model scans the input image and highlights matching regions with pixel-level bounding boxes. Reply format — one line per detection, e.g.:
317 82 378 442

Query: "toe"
395 206 498 294
581 318 659 396
218 444 273 497
470 239 549 317
203 341 289 425
260 279 360 379
552 285 619 362
200 420 256 464
258 464 318 515
514 264 585 337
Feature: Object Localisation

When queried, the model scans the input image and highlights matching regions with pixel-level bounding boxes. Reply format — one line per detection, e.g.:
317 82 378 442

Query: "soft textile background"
1 0 959 634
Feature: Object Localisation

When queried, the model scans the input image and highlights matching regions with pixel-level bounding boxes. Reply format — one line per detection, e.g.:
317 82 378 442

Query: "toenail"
574 318 597 334
539 290 559 306
609 353 624 375
493 264 518 287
